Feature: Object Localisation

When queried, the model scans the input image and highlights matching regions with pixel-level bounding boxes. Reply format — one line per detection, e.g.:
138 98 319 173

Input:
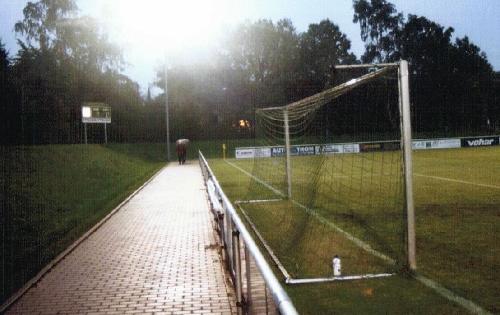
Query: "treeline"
1 0 499 145
158 0 499 140
0 0 166 145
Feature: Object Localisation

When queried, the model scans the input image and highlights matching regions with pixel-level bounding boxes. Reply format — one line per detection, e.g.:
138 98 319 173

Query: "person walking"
175 139 189 165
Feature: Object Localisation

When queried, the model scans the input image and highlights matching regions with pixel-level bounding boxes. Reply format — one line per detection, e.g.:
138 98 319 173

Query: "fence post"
245 245 252 312
232 227 243 315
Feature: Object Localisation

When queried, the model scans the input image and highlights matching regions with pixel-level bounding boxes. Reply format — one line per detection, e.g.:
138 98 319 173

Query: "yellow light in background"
237 119 251 128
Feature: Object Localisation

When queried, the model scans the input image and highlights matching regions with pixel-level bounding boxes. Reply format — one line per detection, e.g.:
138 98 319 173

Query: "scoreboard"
82 102 111 124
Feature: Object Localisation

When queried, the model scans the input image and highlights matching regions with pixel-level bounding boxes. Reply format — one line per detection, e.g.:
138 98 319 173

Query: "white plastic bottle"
332 255 341 276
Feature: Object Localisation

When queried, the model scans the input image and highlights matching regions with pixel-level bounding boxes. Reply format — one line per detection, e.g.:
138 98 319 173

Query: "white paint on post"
399 60 417 271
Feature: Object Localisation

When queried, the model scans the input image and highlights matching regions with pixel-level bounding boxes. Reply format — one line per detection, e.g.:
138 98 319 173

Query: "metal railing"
199 151 299 315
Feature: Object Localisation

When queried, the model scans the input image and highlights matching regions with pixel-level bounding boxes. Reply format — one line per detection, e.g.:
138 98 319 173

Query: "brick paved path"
7 163 236 314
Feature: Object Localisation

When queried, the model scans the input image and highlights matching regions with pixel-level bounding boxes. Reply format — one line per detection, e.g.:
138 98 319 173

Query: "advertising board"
235 135 500 158
235 148 256 159
412 138 461 150
235 147 272 159
271 146 286 157
255 147 272 158
461 136 499 147
290 145 316 156
318 144 344 154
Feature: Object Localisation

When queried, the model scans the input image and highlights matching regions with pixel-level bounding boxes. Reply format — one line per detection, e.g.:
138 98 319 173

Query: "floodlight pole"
164 60 171 161
284 109 292 199
399 60 416 271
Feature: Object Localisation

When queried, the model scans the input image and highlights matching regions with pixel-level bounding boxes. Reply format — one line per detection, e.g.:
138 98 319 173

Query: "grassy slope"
0 143 166 304
208 146 499 314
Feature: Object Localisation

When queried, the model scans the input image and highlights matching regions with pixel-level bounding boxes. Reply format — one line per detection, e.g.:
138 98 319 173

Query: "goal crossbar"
257 65 393 116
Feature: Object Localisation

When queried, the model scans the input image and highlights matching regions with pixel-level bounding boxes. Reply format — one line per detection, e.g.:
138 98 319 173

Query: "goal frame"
258 60 416 276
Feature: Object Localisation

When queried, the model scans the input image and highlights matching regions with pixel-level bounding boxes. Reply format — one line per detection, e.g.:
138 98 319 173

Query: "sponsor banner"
343 144 360 153
271 146 286 157
318 144 344 154
236 135 500 158
235 148 255 159
412 139 461 150
317 144 360 154
271 145 322 156
255 147 272 158
290 145 316 156
235 147 273 159
461 136 500 147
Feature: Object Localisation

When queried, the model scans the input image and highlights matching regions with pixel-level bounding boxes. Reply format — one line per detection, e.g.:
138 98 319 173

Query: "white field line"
414 275 492 315
414 173 500 190
226 160 285 197
225 159 492 315
235 203 292 280
235 199 283 204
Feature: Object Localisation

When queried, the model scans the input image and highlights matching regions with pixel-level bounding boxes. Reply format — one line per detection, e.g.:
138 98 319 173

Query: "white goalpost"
236 60 416 284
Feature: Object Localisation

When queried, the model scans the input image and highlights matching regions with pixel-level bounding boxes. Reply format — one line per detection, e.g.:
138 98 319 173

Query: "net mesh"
233 65 407 279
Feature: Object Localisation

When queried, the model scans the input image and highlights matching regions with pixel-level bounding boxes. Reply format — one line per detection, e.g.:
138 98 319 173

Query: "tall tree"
0 39 21 144
353 0 403 63
353 0 496 135
14 0 77 52
298 19 358 92
223 19 300 107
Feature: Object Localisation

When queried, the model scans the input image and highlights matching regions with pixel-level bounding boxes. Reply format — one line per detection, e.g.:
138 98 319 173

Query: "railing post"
232 227 244 315
226 211 233 275
245 245 252 312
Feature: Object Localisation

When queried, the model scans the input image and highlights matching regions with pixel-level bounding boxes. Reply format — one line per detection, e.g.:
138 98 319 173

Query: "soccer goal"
232 61 415 284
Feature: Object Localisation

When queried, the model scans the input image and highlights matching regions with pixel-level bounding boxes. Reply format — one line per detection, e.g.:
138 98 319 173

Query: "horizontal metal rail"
199 151 299 315
334 62 399 69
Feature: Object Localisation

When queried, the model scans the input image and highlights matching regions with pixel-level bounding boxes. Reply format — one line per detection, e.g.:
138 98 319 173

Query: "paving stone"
7 162 236 314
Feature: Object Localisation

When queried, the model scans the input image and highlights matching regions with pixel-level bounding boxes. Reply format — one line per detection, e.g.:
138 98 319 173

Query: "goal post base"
285 273 395 285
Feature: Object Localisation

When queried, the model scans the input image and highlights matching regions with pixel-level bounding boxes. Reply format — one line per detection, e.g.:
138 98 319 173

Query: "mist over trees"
1 0 498 145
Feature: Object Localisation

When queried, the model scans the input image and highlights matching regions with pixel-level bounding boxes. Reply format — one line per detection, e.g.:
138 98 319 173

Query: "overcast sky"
1 0 499 95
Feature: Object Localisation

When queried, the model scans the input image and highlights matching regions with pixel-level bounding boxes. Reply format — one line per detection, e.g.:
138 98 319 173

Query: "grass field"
208 146 499 314
0 143 166 304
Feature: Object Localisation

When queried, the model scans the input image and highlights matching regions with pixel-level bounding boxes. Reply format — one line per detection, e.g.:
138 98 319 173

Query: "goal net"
232 62 414 282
